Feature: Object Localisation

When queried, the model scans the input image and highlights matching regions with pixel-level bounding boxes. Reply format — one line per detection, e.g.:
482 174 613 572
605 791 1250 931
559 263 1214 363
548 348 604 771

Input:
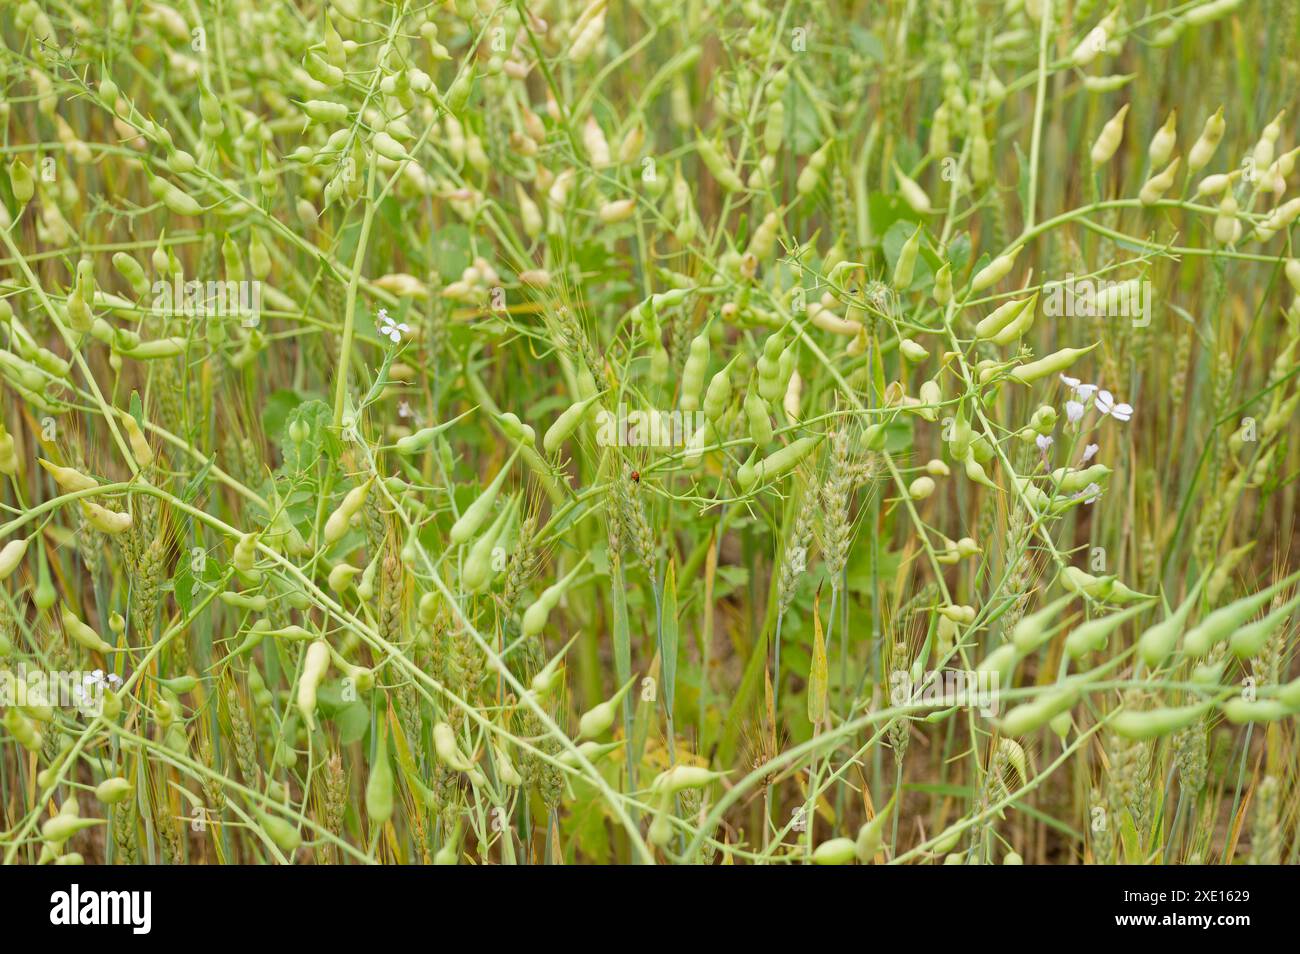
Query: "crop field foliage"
0 0 1298 867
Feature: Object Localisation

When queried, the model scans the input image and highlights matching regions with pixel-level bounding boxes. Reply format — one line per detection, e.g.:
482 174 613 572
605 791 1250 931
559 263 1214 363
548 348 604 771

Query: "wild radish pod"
450 449 519 543
578 675 638 738
1183 567 1300 656
1112 702 1212 740
296 640 331 730
736 436 821 492
522 561 589 639
323 477 374 545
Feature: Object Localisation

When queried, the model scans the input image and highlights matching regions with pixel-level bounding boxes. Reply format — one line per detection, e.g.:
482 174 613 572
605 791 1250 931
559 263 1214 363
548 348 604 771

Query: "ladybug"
629 470 640 483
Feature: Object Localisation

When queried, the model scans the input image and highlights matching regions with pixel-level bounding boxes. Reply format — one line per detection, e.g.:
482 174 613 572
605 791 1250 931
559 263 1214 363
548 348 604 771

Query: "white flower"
1079 482 1103 504
1060 374 1097 402
1095 389 1133 422
1036 434 1054 451
378 309 410 344
398 401 413 419
1081 443 1099 463
1066 400 1085 423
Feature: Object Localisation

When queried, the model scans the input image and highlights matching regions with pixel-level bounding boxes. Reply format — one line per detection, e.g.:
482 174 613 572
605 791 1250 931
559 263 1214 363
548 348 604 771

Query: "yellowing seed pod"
296 640 331 730
79 500 131 534
432 722 475 772
0 537 30 580
599 197 637 224
892 163 932 214
1187 107 1226 174
10 159 34 205
62 606 114 654
1139 157 1180 205
121 414 153 468
1148 110 1178 167
323 477 373 545
1090 104 1129 167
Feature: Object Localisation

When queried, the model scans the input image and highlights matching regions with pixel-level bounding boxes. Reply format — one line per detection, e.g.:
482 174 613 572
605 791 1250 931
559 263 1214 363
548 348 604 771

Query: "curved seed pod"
62 607 115 654
1221 698 1292 724
323 477 374 545
999 685 1079 736
296 640 331 730
432 722 475 772
463 495 516 593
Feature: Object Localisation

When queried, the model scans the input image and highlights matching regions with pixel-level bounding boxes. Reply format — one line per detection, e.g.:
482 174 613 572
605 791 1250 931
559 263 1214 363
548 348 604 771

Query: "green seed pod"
999 686 1079 736
296 640 331 730
543 394 602 456
522 558 588 637
366 724 394 826
854 792 896 862
1230 590 1300 658
578 675 638 739
255 810 302 854
893 224 923 290
1063 600 1154 659
62 606 115 654
812 837 857 865
974 295 1032 340
432 722 475 773
1048 463 1112 495
111 252 149 296
933 263 952 305
1136 574 1207 668
1221 697 1292 725
737 436 821 492
1112 702 1212 740
10 159 34 205
323 477 374 546
702 363 733 422
463 495 516 593
94 777 133 804
679 333 710 412
1184 567 1300 657
1011 592 1077 653
303 100 349 124
1008 344 1098 385
969 245 1023 292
